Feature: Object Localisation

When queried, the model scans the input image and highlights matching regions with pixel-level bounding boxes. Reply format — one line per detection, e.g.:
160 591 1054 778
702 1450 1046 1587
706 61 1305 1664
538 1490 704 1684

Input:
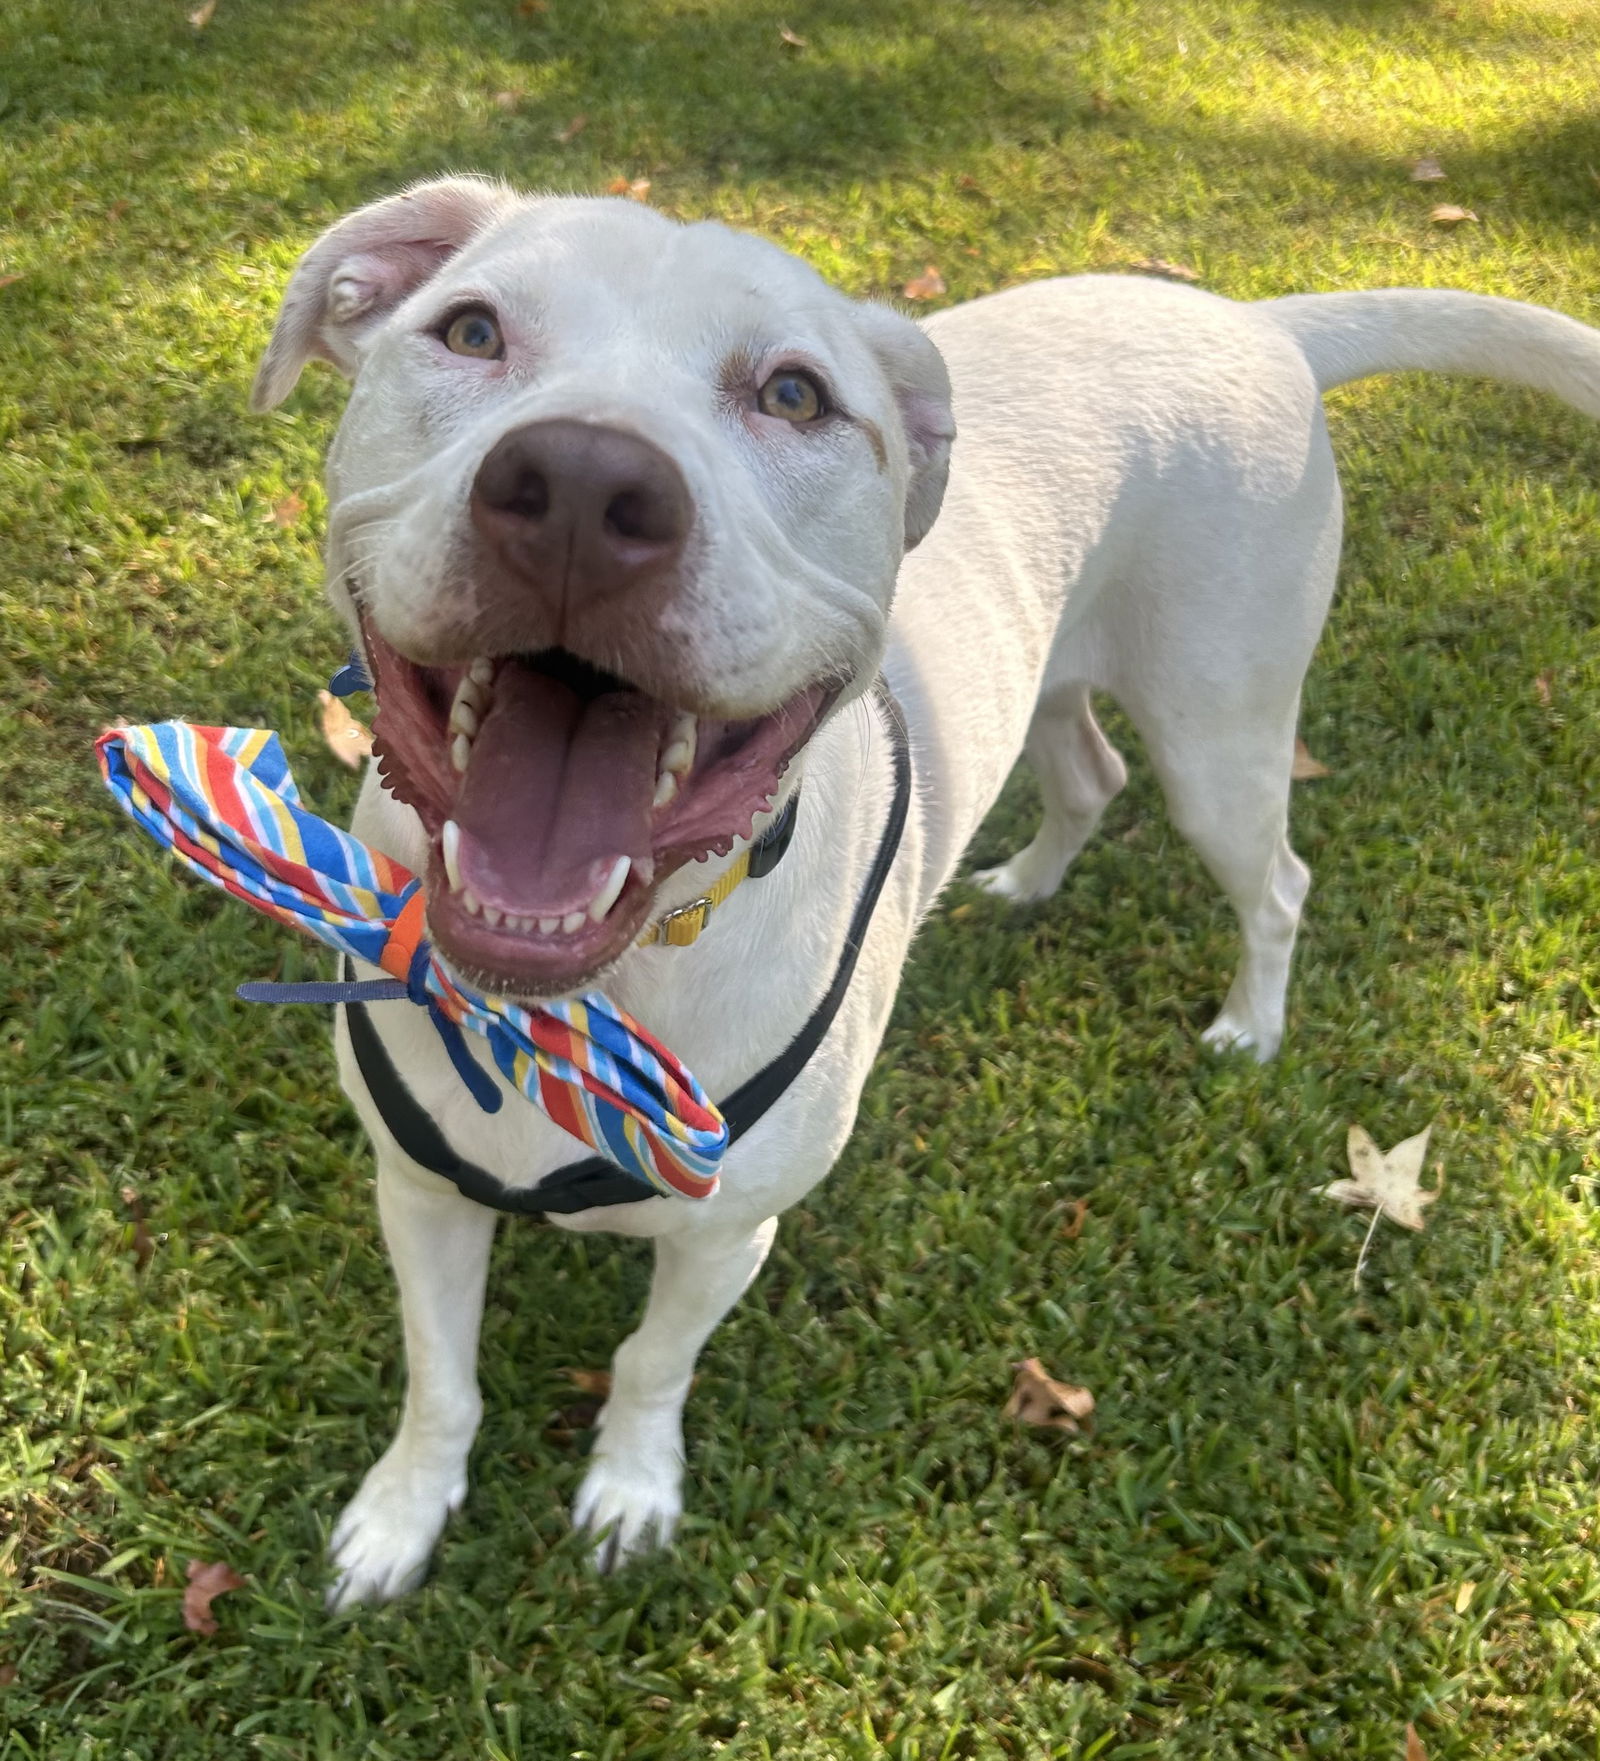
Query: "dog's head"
253 176 953 998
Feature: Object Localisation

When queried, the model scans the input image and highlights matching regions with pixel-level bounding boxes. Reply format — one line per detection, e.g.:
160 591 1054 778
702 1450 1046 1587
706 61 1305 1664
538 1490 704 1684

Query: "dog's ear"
251 176 521 411
854 302 956 550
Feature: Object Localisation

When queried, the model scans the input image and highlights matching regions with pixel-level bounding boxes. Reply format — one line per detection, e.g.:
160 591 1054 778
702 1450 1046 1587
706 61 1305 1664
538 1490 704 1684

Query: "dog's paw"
325 1448 467 1611
1201 1012 1279 1063
572 1451 683 1574
970 857 1050 904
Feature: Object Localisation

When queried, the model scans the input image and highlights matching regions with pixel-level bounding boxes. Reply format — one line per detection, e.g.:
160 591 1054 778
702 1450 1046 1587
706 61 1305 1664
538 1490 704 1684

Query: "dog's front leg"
326 1151 497 1610
574 1215 778 1571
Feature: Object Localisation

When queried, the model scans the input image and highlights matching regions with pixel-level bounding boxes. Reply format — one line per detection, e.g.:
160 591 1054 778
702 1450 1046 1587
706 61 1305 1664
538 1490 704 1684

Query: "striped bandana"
95 722 726 1199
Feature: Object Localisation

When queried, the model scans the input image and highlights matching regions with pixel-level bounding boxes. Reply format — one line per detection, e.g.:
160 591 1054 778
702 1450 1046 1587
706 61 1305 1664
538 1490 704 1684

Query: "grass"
2 0 1599 1754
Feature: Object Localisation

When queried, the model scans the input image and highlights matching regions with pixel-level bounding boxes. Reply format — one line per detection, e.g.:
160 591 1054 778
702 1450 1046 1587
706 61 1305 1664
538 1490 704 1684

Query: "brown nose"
470 419 692 608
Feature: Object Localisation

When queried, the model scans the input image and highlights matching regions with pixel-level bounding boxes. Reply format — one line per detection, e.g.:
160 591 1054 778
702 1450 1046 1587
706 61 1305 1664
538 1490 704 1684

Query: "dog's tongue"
452 661 664 916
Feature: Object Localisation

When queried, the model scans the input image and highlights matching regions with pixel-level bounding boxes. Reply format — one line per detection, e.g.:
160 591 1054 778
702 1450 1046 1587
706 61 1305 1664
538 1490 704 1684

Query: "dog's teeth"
461 889 482 917
469 656 495 687
652 770 678 809
441 820 463 891
451 700 479 739
482 905 503 928
451 733 472 773
538 916 560 935
634 856 656 886
561 910 586 934
588 856 630 923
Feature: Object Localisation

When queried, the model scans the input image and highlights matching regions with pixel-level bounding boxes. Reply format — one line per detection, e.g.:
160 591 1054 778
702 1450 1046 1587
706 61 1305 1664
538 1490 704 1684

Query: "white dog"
249 176 1600 1607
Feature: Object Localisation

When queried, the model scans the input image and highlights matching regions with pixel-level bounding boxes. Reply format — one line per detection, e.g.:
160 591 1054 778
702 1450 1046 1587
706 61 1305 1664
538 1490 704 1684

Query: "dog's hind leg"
972 683 1127 903
574 1216 778 1571
326 1151 498 1609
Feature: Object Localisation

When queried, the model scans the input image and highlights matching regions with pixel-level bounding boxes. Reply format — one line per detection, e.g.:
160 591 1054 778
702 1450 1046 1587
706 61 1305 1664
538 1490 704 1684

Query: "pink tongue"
452 663 663 916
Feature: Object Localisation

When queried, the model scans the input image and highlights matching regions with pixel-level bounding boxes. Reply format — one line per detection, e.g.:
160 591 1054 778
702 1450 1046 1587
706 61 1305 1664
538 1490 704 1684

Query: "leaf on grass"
1088 89 1115 115
1129 257 1200 283
553 113 588 143
1322 1124 1441 1232
317 690 373 769
0 274 23 290
606 176 651 200
1454 1579 1477 1614
1534 670 1553 707
518 0 548 12
902 264 947 301
188 0 217 27
0 1663 16 1688
778 25 808 47
565 1367 612 1397
1405 1725 1428 1761
1060 1198 1090 1240
492 89 524 110
182 1559 244 1633
119 1185 155 1271
1292 737 1330 780
1004 1358 1095 1433
1429 204 1478 228
1409 156 1446 183
270 492 306 528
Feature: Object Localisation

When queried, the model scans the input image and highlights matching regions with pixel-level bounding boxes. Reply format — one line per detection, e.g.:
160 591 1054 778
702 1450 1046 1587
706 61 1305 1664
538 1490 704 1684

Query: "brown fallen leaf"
317 690 374 769
1129 257 1201 283
270 492 306 529
0 274 21 290
1409 156 1446 183
1323 1124 1441 1231
1292 737 1331 780
1454 1579 1477 1614
0 1662 16 1688
188 0 217 27
553 113 588 143
518 0 548 12
1088 89 1115 115
1429 204 1478 228
1060 1198 1090 1240
778 25 808 47
1405 1725 1428 1761
564 1367 612 1398
902 264 947 301
492 89 523 110
119 1185 156 1271
182 1559 245 1634
606 176 651 200
1534 669 1553 707
1004 1358 1095 1433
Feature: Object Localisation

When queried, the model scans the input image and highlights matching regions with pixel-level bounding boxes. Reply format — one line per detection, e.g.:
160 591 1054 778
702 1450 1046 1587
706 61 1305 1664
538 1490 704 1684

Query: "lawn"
3 0 1599 1755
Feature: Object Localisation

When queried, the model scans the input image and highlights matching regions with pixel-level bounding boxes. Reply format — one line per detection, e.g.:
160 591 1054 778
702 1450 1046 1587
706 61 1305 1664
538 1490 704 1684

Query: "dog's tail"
1260 288 1600 416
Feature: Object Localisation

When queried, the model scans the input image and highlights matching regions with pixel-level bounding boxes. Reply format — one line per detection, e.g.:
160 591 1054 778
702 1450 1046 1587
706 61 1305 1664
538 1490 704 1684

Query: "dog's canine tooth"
460 888 482 917
661 711 697 780
451 699 479 739
441 819 463 891
451 732 472 774
560 910 586 934
537 915 560 935
652 770 678 809
469 656 495 687
588 855 630 922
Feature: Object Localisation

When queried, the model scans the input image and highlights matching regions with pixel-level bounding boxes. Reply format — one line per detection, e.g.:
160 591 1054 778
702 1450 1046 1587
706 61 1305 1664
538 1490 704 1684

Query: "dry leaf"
0 1663 16 1688
778 25 808 47
182 1559 245 1634
553 113 588 143
188 0 216 26
1534 670 1553 706
1088 89 1115 114
518 0 548 12
0 274 22 291
317 690 374 768
1060 1198 1090 1240
1409 156 1446 183
1004 1358 1095 1433
1322 1124 1441 1232
1429 204 1478 228
1454 1580 1477 1614
564 1367 612 1398
1405 1725 1428 1761
492 89 523 110
607 176 651 200
902 264 947 301
119 1185 155 1271
1129 257 1201 283
1292 737 1330 780
270 492 305 528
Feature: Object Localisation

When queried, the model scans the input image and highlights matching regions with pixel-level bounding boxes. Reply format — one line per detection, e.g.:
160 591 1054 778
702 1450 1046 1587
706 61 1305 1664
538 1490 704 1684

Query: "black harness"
342 684 912 1215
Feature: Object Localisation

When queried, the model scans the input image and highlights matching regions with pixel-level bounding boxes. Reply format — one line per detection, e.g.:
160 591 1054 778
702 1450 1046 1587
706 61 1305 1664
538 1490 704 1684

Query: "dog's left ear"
251 176 522 411
854 303 956 551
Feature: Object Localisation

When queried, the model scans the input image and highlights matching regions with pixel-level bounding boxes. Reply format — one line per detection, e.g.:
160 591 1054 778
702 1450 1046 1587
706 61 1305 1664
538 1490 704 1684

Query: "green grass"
3 0 1599 1755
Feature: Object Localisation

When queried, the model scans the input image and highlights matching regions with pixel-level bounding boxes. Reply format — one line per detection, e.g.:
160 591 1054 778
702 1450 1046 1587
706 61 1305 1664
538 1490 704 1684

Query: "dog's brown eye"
442 308 504 359
757 370 825 422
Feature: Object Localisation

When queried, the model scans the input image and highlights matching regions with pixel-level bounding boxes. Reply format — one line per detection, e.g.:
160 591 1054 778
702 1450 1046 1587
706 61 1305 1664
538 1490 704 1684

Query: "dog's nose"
470 420 692 603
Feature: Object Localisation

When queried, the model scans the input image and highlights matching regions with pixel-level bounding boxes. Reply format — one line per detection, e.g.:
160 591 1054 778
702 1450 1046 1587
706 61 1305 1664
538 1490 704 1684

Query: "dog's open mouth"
360 620 834 996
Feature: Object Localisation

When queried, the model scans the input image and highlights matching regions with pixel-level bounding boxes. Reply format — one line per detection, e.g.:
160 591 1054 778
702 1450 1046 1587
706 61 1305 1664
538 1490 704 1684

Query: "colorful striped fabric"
95 722 727 1199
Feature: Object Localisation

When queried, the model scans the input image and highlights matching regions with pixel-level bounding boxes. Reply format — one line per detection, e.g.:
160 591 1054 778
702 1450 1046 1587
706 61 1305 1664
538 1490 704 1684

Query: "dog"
247 175 1600 1607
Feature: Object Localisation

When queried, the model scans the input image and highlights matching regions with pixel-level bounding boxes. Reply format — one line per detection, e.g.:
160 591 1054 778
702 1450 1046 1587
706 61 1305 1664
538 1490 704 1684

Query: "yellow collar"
637 787 802 948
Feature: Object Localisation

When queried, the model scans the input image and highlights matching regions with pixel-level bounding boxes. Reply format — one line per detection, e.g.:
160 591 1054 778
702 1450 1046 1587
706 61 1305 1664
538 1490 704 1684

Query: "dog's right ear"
250 176 521 412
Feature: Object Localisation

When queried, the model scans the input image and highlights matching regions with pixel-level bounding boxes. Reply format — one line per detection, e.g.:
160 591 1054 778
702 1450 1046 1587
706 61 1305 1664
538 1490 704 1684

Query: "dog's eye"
756 370 825 423
441 308 504 359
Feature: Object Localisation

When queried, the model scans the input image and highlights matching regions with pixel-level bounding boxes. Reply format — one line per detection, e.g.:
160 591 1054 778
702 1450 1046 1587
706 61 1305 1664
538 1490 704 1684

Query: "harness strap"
343 681 913 1214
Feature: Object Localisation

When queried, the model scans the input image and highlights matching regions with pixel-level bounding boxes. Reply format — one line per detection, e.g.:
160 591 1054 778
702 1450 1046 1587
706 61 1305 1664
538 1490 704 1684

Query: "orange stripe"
380 888 428 982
